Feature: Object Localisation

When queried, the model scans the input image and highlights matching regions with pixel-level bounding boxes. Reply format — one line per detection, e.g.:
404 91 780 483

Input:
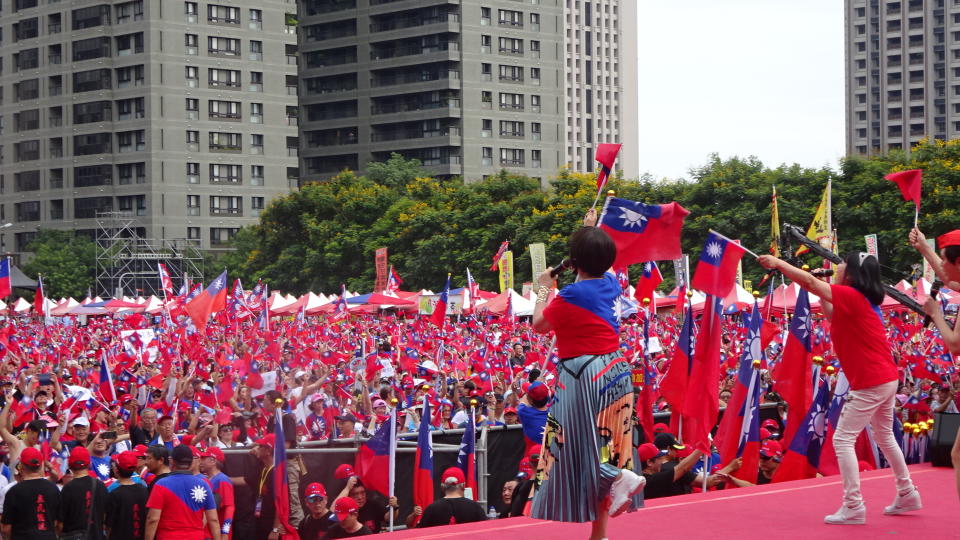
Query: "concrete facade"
0 0 299 253
845 0 960 156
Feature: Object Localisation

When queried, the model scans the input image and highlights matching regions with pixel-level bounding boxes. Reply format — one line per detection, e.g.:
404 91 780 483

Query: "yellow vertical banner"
529 243 546 280
498 250 514 292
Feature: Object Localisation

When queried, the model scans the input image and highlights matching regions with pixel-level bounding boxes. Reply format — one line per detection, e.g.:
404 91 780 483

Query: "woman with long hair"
758 251 919 524
530 209 644 540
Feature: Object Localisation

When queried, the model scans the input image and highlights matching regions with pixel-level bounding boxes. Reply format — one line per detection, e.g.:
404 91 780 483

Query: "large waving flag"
158 263 174 299
0 258 11 299
634 262 663 304
355 407 395 496
456 408 477 499
489 241 509 271
796 180 831 256
659 302 694 431
274 407 300 540
773 288 814 446
599 198 689 266
714 303 763 483
429 275 450 328
462 268 478 314
691 232 747 298
184 270 228 331
34 275 45 317
773 376 831 483
681 295 722 452
412 399 434 525
594 143 622 192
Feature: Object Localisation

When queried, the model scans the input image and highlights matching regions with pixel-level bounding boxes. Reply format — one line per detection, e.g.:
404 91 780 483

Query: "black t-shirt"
59 475 108 538
298 511 333 540
355 496 385 533
0 477 61 539
324 523 372 539
128 426 157 448
508 479 533 518
660 462 696 496
105 483 148 540
145 471 170 498
757 471 772 485
243 464 276 526
642 469 675 500
418 497 487 528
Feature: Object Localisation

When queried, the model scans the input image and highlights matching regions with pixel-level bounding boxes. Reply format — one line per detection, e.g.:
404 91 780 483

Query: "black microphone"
549 258 571 278
810 268 834 278
923 280 943 328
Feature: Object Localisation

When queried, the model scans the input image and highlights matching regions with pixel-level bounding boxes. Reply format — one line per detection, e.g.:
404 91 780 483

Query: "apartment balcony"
210 207 243 216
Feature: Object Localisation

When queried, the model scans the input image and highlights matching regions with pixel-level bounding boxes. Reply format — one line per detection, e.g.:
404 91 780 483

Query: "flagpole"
914 205 919 228
707 230 761 259
388 403 397 532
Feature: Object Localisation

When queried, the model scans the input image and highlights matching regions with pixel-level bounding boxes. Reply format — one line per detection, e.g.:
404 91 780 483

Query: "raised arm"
757 255 832 303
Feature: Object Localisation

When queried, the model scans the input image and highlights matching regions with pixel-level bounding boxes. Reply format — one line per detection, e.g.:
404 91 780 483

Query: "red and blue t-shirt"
543 272 621 358
146 471 216 540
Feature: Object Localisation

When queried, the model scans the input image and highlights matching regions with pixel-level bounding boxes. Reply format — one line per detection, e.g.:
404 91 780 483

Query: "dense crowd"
0 279 954 539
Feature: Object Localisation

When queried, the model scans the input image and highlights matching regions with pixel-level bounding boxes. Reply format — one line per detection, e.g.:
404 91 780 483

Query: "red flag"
681 296 721 452
273 410 300 539
773 288 813 447
489 241 509 271
355 411 395 496
0 258 11 299
659 304 694 419
598 198 689 266
412 400 434 526
634 262 663 304
884 169 922 209
34 275 45 317
184 270 228 331
595 143 622 191
691 232 747 297
429 276 450 328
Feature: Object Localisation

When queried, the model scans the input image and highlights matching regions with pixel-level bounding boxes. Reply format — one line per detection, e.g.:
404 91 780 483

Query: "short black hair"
26 419 47 433
943 245 960 265
114 462 134 479
841 252 885 306
146 445 170 465
568 227 616 278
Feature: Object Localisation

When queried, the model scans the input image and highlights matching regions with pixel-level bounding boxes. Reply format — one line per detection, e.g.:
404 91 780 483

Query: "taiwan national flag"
456 409 478 499
184 270 228 331
429 275 450 329
773 376 831 483
594 143 622 192
355 407 395 497
773 288 813 447
681 295 722 452
599 197 689 267
98 352 117 403
634 262 663 304
412 399 434 525
273 408 300 539
691 232 747 298
659 303 694 429
0 258 10 299
34 275 45 317
714 302 763 483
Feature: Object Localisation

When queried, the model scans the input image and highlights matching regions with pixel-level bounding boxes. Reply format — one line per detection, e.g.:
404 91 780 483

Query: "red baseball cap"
20 447 42 468
652 423 670 435
759 427 772 440
201 447 225 463
517 457 533 477
526 444 542 459
440 467 466 486
638 442 667 463
937 230 960 249
255 434 275 449
527 382 550 402
119 394 134 404
504 407 518 415
69 446 91 468
761 419 780 431
305 482 327 498
333 497 358 521
112 451 138 471
334 463 355 479
760 440 783 462
133 444 148 458
189 445 202 459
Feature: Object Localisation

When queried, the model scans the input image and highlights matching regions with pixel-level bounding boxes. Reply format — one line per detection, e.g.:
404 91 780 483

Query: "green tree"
22 230 96 299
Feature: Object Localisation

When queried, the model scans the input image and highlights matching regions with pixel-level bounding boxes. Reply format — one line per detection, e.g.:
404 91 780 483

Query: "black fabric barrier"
930 412 960 467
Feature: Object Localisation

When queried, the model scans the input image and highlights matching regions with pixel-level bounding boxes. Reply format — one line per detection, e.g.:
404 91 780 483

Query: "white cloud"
636 1 844 179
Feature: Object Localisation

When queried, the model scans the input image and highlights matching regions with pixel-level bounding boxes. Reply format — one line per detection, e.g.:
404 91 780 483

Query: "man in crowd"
130 409 160 447
640 442 699 500
325 497 371 538
297 482 332 540
1 447 60 539
200 447 235 539
417 468 487 528
58 446 108 539
757 440 783 485
145 445 220 540
516 378 550 451
105 451 149 540
145 446 171 490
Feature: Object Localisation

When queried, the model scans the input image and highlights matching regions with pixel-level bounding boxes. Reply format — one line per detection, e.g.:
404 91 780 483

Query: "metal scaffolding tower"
95 212 204 298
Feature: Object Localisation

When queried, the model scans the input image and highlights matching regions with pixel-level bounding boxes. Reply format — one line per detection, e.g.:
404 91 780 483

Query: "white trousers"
832 380 914 507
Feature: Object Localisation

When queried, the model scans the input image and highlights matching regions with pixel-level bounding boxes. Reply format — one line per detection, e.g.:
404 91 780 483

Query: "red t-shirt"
543 273 620 358
829 285 899 390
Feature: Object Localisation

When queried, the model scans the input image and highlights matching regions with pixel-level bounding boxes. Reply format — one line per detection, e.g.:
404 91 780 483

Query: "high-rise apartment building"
0 0 299 255
845 0 956 155
563 0 637 179
298 0 565 184
298 0 637 184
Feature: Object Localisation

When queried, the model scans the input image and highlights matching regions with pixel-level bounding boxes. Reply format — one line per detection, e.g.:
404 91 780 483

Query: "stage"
385 464 957 539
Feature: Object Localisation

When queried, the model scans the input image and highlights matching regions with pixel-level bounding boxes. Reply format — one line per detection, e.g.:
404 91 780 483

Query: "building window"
481 7 491 25
187 227 200 241
481 63 492 81
207 4 240 24
250 71 264 92
251 165 264 185
186 130 199 151
499 148 524 166
481 90 493 109
532 150 542 168
209 132 242 152
481 119 492 137
208 36 241 57
249 9 263 29
208 68 241 88
185 98 199 119
209 100 241 120
185 34 199 55
500 120 524 138
481 147 493 166
251 134 264 154
185 1 198 22
185 66 199 87
210 227 240 246
186 162 200 183
187 194 200 216
250 103 263 123
251 196 265 216
498 9 523 28
210 164 242 184
249 40 263 61
481 35 492 54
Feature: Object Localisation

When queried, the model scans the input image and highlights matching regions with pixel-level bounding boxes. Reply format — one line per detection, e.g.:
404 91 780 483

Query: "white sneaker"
824 503 866 525
884 489 922 515
608 470 645 517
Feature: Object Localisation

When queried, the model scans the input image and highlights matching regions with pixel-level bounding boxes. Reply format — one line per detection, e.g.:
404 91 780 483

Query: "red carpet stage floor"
384 464 957 539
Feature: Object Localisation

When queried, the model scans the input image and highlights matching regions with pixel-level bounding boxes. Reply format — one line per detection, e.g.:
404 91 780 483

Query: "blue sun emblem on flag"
191 485 207 503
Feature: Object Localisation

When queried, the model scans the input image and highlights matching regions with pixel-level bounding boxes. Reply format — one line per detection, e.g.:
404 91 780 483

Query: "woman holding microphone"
758 252 919 525
530 208 645 540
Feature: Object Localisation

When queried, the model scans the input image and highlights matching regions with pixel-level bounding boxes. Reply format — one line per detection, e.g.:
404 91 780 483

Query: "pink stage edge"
383 464 957 539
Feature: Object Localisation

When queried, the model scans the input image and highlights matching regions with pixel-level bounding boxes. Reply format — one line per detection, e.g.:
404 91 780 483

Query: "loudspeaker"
930 412 959 467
